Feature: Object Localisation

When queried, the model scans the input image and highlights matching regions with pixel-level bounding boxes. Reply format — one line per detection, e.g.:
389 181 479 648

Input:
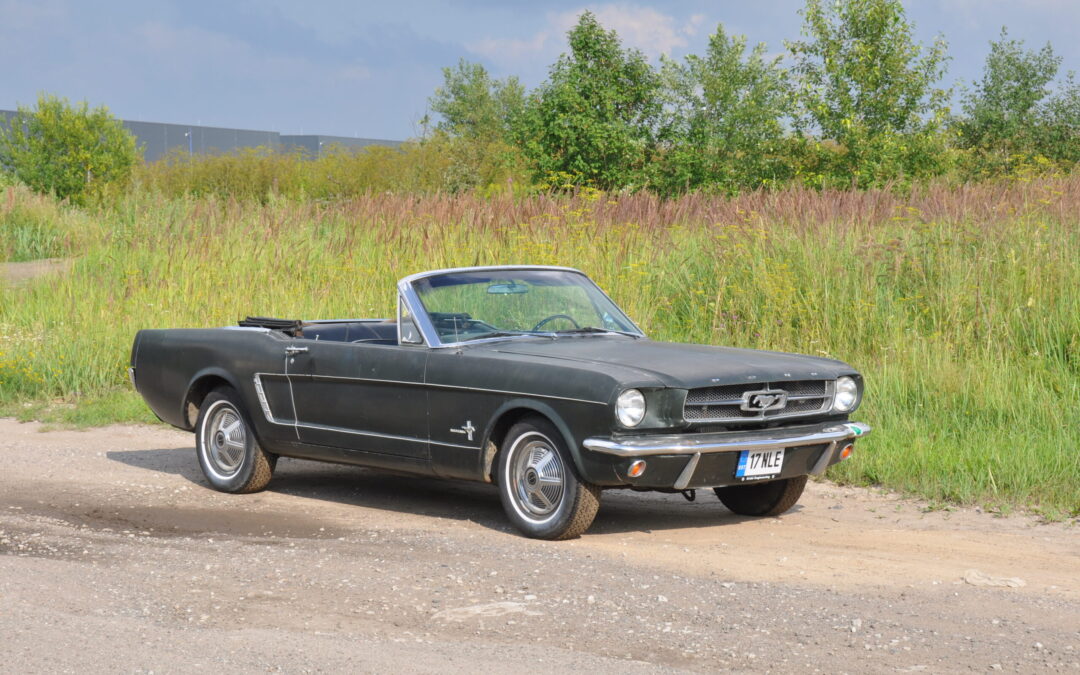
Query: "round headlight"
616 389 646 427
833 376 859 412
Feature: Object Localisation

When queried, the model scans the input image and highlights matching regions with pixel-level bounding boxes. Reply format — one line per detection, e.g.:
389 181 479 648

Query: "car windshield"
411 269 643 344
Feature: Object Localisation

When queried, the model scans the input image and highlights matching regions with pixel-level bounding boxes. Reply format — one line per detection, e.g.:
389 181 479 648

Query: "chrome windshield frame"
395 265 646 349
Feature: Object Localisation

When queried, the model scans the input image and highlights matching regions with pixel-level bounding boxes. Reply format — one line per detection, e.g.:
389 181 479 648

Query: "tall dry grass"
1 177 1077 515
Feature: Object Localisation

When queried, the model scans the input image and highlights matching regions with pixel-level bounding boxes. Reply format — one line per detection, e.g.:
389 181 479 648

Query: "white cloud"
467 4 702 63
468 30 552 62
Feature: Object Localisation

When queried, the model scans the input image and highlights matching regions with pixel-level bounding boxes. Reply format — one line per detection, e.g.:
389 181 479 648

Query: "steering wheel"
532 314 581 332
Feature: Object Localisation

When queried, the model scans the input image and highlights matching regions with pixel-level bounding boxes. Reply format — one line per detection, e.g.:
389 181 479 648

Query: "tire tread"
714 475 808 517
196 387 276 494
497 416 601 540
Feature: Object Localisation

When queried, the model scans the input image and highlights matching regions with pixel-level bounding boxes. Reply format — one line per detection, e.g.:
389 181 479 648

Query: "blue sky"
3 1 1080 140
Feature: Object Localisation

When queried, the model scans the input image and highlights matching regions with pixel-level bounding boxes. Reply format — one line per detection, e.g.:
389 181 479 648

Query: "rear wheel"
195 387 276 494
714 475 807 516
497 417 600 540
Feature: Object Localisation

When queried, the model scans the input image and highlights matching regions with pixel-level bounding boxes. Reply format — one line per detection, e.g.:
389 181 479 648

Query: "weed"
0 176 1077 514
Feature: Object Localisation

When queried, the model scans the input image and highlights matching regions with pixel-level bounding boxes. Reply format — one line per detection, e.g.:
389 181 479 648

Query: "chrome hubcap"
204 404 246 477
511 437 565 518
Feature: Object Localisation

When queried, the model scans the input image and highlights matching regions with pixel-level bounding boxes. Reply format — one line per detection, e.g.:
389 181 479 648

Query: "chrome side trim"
291 420 475 450
297 373 607 405
252 374 284 425
583 422 872 457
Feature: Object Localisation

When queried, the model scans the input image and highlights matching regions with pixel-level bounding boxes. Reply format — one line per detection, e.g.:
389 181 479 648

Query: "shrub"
512 11 660 191
654 26 793 195
0 94 138 204
787 0 951 187
955 29 1080 177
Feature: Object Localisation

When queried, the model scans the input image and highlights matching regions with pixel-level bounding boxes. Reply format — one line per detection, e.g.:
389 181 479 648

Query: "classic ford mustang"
130 266 870 539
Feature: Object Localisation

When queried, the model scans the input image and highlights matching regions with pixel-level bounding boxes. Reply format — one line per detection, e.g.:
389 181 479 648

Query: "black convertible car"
130 266 871 539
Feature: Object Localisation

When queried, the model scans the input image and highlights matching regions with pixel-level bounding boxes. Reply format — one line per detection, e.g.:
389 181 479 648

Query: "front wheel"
714 475 807 516
195 387 276 494
497 417 600 540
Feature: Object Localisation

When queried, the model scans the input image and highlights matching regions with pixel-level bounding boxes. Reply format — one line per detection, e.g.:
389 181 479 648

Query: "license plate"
735 448 785 481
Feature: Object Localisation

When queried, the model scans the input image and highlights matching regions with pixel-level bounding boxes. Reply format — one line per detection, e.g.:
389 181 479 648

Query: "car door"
286 339 430 459
424 348 510 480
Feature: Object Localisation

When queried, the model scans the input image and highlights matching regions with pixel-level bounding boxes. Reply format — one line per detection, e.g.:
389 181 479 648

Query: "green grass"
0 389 158 428
0 179 1077 516
0 188 71 262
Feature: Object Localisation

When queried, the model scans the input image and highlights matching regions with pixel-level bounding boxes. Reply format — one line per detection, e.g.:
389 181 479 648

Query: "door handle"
285 346 309 356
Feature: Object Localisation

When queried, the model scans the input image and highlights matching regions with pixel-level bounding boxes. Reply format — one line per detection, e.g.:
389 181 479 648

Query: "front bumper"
583 421 871 490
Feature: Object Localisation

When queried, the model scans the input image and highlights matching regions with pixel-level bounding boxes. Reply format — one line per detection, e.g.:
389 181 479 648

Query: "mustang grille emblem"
741 389 788 412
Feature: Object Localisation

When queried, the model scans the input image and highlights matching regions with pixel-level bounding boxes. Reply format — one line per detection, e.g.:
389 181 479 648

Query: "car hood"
487 337 854 389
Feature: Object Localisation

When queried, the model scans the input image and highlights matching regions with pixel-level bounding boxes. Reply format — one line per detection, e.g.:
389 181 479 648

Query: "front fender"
481 398 620 486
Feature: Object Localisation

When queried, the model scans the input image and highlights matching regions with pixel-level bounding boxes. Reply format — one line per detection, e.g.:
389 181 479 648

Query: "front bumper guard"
583 422 872 490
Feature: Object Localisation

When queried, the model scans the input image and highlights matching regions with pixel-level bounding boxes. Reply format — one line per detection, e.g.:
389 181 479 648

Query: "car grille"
683 380 834 423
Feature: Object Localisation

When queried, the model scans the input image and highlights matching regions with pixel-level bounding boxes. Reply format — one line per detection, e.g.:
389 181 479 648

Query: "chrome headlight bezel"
833 376 859 413
615 388 647 427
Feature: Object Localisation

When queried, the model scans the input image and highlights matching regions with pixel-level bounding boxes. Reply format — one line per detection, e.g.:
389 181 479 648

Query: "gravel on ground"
1 419 1077 673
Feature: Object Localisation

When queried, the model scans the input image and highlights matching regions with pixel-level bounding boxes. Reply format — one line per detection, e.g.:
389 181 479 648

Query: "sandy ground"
0 418 1077 673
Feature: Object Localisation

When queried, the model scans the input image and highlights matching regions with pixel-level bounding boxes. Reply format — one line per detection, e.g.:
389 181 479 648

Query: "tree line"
3 0 1079 202
428 0 1080 195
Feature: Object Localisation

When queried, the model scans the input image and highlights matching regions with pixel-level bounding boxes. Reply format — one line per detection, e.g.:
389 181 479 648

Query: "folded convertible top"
238 316 305 336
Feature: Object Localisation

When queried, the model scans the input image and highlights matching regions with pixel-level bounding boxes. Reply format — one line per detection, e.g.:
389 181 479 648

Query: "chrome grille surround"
684 380 834 423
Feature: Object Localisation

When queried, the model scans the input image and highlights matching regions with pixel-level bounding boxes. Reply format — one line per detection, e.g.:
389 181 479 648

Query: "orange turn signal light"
628 460 647 478
840 443 854 460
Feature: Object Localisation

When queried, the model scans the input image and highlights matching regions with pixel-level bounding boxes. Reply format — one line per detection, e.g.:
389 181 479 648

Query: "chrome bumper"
583 422 872 490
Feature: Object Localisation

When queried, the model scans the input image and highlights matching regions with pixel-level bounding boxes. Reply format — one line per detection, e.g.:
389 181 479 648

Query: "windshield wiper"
554 326 642 338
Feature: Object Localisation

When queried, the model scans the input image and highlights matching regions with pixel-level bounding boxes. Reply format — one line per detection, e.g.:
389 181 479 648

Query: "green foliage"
134 139 533 201
1039 74 1080 164
787 0 951 187
0 389 157 428
1 204 64 262
0 94 138 204
2 181 1078 514
955 29 1080 176
427 60 529 192
513 11 660 190
654 26 793 195
429 59 524 141
0 184 73 262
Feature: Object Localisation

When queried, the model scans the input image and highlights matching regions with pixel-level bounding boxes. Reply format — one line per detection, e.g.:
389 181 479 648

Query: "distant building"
0 110 401 162
280 135 403 158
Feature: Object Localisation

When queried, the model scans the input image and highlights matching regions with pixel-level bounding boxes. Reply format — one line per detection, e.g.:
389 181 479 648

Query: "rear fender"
182 367 244 429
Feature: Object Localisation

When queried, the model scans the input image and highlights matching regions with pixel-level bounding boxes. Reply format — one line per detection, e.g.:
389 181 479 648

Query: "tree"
429 59 524 141
787 0 950 187
956 29 1080 173
0 94 138 203
513 11 660 190
655 25 792 195
1039 74 1080 165
426 60 528 192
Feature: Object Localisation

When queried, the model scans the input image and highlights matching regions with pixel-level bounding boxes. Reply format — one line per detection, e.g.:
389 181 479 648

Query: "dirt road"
1 419 1077 673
